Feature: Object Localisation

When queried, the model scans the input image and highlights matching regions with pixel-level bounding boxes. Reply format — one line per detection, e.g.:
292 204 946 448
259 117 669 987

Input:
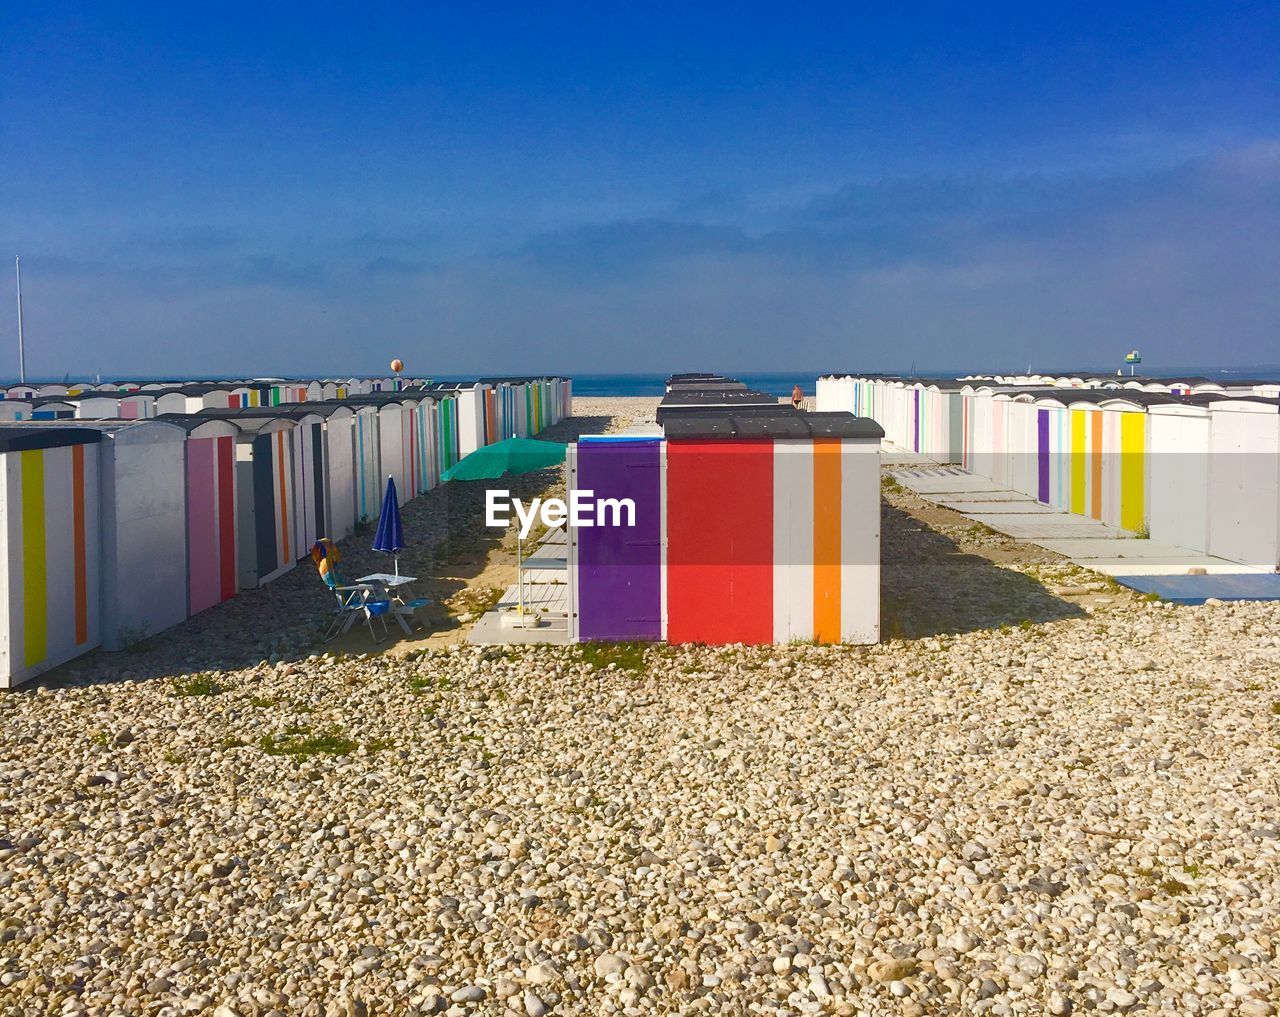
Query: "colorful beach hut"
665 411 882 644
155 415 240 616
0 427 102 687
201 413 299 589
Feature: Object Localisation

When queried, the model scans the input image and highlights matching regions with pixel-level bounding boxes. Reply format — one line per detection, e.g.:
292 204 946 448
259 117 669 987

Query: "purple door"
1037 408 1050 504
576 438 662 641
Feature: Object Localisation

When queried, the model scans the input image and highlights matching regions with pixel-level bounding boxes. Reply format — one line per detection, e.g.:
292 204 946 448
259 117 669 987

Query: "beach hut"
989 393 1013 488
1148 402 1212 553
1033 395 1072 509
1206 398 1280 571
155 415 240 617
0 427 102 687
1097 395 1152 532
428 382 490 456
347 403 381 524
226 384 258 409
435 394 461 473
200 413 299 588
1066 397 1106 521
340 395 416 502
316 405 357 540
1005 395 1039 500
154 385 232 415
655 387 778 424
71 392 156 419
408 393 438 495
815 375 844 414
35 384 69 398
264 402 359 543
214 407 328 561
512 381 530 438
31 399 77 421
46 420 190 649
568 436 664 642
663 411 883 644
0 401 32 422
6 385 38 400
915 382 964 464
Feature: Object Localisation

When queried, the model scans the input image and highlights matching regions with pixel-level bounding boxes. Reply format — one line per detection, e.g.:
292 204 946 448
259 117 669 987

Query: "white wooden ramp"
468 582 572 645
890 464 1262 577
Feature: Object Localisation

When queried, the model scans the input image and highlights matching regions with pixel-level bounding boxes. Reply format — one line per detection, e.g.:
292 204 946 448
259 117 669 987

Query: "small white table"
356 574 425 635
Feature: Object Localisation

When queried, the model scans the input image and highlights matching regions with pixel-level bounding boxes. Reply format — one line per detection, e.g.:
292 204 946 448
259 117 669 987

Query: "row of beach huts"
0 376 572 688
816 372 1280 573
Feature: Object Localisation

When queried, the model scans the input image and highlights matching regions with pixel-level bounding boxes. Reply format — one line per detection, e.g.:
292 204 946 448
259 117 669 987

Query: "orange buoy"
390 358 404 374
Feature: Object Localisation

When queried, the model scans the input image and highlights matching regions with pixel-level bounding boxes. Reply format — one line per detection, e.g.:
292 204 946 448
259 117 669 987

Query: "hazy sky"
1 3 1277 379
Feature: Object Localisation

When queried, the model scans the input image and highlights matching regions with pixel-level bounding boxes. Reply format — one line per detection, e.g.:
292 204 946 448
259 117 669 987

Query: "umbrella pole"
517 533 525 619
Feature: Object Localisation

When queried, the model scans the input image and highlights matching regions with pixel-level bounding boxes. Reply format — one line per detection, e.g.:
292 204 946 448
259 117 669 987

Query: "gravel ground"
2 397 1279 1017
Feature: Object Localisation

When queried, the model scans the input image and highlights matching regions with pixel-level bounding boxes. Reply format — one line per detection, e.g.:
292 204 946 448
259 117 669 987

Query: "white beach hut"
49 420 190 649
1206 398 1280 571
1147 402 1212 553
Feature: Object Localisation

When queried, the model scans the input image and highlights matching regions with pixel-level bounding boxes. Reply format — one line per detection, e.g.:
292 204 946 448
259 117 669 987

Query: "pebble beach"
2 398 1279 1016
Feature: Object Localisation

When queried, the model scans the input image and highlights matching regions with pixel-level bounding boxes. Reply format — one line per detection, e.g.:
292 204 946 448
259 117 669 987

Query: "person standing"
791 383 805 410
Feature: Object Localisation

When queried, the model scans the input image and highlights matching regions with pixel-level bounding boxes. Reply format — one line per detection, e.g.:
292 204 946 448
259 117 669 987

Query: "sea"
6 367 1279 396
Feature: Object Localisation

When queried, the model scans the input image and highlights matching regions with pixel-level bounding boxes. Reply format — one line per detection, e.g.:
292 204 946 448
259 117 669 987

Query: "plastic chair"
312 538 392 643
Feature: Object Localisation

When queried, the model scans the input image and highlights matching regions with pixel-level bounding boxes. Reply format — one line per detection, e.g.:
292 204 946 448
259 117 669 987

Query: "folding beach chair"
311 539 391 643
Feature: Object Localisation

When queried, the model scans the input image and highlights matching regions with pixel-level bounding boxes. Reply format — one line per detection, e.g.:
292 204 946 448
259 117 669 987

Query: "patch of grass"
880 475 904 493
220 736 246 749
578 641 649 674
1271 701 1280 716
1182 862 1210 879
1142 591 1162 602
163 750 184 764
89 731 109 746
365 738 393 752
249 695 278 708
173 675 223 697
1018 619 1035 630
259 729 357 758
1160 876 1192 896
408 676 433 694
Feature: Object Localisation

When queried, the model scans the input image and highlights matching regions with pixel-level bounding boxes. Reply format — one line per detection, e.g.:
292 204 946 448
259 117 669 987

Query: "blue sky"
1 2 1277 378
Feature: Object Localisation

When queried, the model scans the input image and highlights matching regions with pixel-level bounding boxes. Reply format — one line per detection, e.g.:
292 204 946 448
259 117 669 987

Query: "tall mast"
15 257 26 384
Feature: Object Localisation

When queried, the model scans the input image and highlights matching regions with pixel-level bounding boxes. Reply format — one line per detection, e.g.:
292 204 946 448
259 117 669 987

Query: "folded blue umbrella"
372 475 404 574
